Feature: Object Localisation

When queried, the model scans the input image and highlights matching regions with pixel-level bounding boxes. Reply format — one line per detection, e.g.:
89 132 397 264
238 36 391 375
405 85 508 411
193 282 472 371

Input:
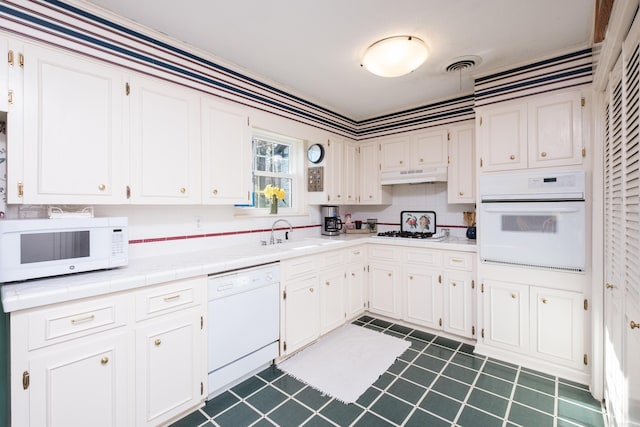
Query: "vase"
270 195 278 214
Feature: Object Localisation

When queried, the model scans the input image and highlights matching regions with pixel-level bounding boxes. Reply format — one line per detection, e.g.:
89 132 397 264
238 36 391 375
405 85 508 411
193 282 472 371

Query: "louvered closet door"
622 17 640 425
604 60 625 427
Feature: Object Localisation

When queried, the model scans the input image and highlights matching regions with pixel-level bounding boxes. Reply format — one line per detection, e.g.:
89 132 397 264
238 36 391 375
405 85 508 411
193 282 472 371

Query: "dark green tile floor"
170 316 606 427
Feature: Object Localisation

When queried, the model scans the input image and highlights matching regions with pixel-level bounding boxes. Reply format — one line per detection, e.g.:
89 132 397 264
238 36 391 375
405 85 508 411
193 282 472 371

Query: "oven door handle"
482 206 583 214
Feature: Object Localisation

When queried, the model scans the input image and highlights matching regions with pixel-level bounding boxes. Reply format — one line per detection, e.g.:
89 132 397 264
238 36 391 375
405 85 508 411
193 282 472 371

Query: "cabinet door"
359 141 391 205
478 102 527 172
443 271 474 338
343 140 359 204
284 275 320 354
411 129 448 169
483 280 529 352
135 309 204 427
22 42 126 204
0 37 8 112
530 287 583 368
320 266 345 334
326 138 344 203
404 267 442 330
201 96 251 204
528 90 583 168
29 331 129 427
346 263 366 319
448 123 475 204
369 262 401 319
129 74 201 203
380 136 410 172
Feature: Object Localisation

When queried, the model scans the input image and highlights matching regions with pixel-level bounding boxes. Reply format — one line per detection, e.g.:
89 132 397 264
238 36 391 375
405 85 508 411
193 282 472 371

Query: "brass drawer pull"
163 294 181 302
71 314 95 325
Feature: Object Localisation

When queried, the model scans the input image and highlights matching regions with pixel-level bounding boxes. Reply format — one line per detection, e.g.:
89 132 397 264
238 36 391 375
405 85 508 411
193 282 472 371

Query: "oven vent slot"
481 259 584 273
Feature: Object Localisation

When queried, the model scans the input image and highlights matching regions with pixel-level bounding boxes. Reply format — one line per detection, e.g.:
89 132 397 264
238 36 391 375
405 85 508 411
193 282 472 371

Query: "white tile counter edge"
1 235 476 313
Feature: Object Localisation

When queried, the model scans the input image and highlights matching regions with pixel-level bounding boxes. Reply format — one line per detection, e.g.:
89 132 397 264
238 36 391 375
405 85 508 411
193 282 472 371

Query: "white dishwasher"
207 263 280 398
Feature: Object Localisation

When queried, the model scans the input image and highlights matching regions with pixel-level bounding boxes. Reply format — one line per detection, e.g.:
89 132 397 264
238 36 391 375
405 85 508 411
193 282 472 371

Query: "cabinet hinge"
581 97 585 107
447 131 451 141
367 301 370 309
283 290 288 300
327 139 331 147
481 328 485 338
584 299 588 311
471 280 475 289
448 155 451 165
18 53 24 68
200 382 204 395
247 191 250 201
438 274 442 284
472 326 476 335
480 158 483 168
283 341 287 352
584 354 588 366
479 116 483 126
8 50 14 66
126 185 131 199
17 181 24 198
481 283 484 293
582 147 586 158
201 316 204 330
367 265 370 272
8 89 14 105
247 117 250 126
438 318 442 327
125 82 130 96
22 371 29 390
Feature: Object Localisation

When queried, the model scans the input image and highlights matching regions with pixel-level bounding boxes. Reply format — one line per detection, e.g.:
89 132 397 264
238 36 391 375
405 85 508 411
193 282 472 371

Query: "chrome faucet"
270 219 293 245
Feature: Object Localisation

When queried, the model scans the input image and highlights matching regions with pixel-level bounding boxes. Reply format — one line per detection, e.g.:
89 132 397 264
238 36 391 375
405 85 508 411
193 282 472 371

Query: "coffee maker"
321 205 343 236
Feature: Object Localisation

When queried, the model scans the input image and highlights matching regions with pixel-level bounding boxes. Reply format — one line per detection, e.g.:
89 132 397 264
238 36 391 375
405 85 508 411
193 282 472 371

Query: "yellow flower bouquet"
263 184 286 214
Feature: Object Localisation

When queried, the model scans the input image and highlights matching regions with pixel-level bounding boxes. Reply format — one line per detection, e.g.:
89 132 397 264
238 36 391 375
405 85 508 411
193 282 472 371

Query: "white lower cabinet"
482 279 530 352
320 266 345 335
404 265 442 329
368 245 402 319
10 277 207 427
28 331 129 427
345 246 367 319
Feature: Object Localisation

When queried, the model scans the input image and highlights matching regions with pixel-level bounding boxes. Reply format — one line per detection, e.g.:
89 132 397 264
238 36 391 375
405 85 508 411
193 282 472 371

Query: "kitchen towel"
277 324 410 403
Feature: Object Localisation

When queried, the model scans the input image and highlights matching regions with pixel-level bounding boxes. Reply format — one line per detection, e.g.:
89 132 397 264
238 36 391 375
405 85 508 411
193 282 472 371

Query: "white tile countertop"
1 234 476 313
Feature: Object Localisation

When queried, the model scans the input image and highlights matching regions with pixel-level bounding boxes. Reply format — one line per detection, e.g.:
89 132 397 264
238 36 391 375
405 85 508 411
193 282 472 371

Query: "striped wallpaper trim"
0 1 592 139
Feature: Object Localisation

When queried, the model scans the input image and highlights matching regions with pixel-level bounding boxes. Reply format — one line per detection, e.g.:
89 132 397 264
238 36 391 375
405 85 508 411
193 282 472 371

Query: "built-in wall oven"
479 170 586 272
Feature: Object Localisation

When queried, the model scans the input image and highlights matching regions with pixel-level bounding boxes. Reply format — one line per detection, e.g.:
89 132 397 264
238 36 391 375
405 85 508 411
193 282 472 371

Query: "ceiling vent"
444 55 482 73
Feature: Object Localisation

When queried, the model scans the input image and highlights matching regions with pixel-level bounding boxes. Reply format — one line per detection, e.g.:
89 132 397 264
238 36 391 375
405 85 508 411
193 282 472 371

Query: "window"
249 130 302 213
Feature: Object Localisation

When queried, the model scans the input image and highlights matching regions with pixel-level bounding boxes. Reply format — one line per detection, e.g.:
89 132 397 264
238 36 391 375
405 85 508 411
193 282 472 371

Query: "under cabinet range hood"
381 167 448 185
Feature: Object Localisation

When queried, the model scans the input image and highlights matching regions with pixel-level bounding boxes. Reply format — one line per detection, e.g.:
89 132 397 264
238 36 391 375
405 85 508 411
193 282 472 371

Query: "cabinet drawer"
282 255 316 279
368 245 400 261
136 277 204 321
443 252 474 271
346 246 366 263
27 294 128 350
404 248 443 266
323 249 344 268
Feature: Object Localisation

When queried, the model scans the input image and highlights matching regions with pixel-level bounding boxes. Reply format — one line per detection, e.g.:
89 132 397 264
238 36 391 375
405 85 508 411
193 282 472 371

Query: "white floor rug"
277 324 410 403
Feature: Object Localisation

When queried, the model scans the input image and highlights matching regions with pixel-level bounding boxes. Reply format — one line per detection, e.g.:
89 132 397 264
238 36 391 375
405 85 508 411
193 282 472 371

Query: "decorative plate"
400 211 436 233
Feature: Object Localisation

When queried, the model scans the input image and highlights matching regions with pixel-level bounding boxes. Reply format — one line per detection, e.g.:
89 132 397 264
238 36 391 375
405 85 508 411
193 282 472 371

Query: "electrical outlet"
194 216 202 229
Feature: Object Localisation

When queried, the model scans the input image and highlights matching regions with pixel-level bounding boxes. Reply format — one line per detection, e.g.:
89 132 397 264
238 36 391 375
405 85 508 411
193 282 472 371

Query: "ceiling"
83 0 595 121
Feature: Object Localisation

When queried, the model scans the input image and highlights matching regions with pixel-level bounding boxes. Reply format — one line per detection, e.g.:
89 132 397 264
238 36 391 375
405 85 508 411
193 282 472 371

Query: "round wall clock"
307 143 325 164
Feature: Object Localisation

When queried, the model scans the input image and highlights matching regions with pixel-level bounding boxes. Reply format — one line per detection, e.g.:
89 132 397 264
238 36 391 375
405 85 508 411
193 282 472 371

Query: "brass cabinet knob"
541 151 547 157
409 275 414 280
98 184 106 191
419 158 424 163
101 357 109 365
180 187 186 194
631 321 640 330
511 293 517 299
212 189 218 195
388 273 392 277
369 195 373 199
325 281 330 286
351 272 356 277
155 339 162 346
542 298 548 304
399 160 403 165
509 155 516 160
459 192 464 196
309 288 314 293
452 282 457 287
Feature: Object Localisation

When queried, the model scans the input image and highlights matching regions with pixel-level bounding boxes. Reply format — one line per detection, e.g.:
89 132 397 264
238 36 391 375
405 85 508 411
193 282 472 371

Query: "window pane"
253 138 291 174
255 176 292 208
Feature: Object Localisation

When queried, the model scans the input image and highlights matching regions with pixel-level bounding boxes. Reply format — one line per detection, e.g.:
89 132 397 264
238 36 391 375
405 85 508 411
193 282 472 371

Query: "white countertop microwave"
0 217 128 283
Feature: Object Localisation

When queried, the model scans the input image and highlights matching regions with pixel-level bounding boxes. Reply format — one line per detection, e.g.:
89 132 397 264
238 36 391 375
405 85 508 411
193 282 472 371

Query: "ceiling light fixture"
361 36 428 78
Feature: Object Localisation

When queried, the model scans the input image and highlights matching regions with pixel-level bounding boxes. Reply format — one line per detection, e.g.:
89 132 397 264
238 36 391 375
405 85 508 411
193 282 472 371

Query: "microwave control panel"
308 166 324 192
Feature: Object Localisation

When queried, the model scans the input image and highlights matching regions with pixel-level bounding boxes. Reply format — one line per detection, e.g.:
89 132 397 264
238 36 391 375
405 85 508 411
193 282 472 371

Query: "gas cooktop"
375 231 446 240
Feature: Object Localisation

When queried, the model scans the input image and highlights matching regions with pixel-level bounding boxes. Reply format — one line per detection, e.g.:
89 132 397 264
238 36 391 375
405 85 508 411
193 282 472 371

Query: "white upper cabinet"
326 137 344 204
21 41 127 204
527 90 583 168
201 96 251 204
447 123 475 204
411 128 448 169
358 141 392 205
343 140 359 204
380 135 411 172
477 89 584 172
129 74 201 204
